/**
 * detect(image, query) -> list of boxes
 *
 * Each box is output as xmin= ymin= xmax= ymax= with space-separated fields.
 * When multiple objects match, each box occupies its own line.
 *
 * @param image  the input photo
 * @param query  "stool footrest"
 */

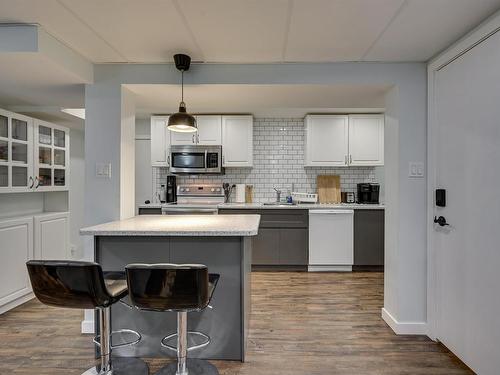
xmin=161 ymin=331 xmax=210 ymax=353
xmin=93 ymin=329 xmax=142 ymax=349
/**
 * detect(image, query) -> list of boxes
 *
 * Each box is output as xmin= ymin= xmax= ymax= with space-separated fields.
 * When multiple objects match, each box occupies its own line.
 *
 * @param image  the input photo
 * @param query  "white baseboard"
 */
xmin=0 ymin=293 xmax=34 ymax=315
xmin=308 ymin=265 xmax=352 ymax=272
xmin=381 ymin=308 xmax=427 ymax=335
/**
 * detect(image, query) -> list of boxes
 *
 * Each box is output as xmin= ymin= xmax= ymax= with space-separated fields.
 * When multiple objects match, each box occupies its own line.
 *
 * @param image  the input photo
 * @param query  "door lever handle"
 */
xmin=434 ymin=216 xmax=449 ymax=227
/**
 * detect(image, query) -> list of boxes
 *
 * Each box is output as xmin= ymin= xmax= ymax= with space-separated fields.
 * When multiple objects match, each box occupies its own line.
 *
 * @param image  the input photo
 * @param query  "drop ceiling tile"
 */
xmin=285 ymin=0 xmax=405 ymax=62
xmin=365 ymin=0 xmax=500 ymax=61
xmin=0 ymin=0 xmax=123 ymax=62
xmin=59 ymin=0 xmax=202 ymax=62
xmin=176 ymin=0 xmax=290 ymax=62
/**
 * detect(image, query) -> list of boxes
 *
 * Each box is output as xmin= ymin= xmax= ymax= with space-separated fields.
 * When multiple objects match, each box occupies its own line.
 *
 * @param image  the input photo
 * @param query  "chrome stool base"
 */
xmin=156 ymin=359 xmax=219 ymax=375
xmin=82 ymin=357 xmax=149 ymax=375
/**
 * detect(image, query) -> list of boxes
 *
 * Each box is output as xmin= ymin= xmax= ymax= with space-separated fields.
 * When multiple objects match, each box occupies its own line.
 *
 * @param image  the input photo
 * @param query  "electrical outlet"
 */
xmin=409 ymin=162 xmax=424 ymax=178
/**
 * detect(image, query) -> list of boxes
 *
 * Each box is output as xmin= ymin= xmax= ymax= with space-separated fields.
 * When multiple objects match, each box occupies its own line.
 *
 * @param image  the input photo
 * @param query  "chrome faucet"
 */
xmin=274 ymin=187 xmax=282 ymax=203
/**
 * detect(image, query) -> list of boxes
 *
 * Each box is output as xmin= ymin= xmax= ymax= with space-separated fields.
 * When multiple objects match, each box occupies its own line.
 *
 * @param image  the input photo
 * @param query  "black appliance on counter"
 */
xmin=166 ymin=175 xmax=177 ymax=203
xmin=357 ymin=183 xmax=380 ymax=204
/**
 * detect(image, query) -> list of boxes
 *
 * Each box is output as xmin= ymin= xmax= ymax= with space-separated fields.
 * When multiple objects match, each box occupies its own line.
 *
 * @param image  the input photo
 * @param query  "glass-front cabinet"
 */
xmin=33 ymin=120 xmax=69 ymax=191
xmin=0 ymin=109 xmax=33 ymax=192
xmin=0 ymin=108 xmax=70 ymax=193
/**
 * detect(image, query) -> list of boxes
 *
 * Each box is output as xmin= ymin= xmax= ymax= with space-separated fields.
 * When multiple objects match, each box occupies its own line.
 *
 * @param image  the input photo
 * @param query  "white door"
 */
xmin=348 ymin=114 xmax=384 ymax=166
xmin=222 ymin=115 xmax=253 ymax=167
xmin=196 ymin=115 xmax=222 ymax=145
xmin=0 ymin=216 xmax=34 ymax=308
xmin=34 ymin=212 xmax=69 ymax=260
xmin=135 ymin=138 xmax=153 ymax=212
xmin=150 ymin=116 xmax=170 ymax=166
xmin=431 ymin=30 xmax=500 ymax=375
xmin=305 ymin=115 xmax=348 ymax=166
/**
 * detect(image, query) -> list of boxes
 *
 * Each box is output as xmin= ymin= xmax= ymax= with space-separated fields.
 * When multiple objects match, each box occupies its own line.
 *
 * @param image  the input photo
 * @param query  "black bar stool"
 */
xmin=26 ymin=260 xmax=149 ymax=375
xmin=126 ymin=263 xmax=220 ymax=375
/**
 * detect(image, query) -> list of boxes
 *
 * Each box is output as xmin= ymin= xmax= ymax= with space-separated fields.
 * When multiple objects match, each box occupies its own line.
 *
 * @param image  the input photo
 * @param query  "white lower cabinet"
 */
xmin=0 ymin=216 xmax=34 ymax=313
xmin=34 ymin=212 xmax=69 ymax=260
xmin=0 ymin=211 xmax=69 ymax=314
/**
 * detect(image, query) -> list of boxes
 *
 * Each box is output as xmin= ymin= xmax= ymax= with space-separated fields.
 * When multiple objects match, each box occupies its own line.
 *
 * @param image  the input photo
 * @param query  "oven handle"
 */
xmin=162 ymin=208 xmax=219 ymax=214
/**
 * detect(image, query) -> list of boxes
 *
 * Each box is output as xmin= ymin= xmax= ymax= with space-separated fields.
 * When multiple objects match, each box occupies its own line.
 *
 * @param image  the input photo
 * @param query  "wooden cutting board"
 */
xmin=317 ymin=175 xmax=341 ymax=203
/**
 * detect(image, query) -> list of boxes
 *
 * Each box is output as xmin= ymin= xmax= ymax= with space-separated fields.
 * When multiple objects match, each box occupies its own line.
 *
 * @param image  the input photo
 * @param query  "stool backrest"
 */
xmin=126 ymin=264 xmax=210 ymax=311
xmin=26 ymin=260 xmax=110 ymax=309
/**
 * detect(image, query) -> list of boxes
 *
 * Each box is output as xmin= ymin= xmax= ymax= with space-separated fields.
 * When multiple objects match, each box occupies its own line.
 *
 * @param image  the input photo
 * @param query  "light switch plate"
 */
xmin=409 ymin=162 xmax=424 ymax=178
xmin=96 ymin=162 xmax=112 ymax=178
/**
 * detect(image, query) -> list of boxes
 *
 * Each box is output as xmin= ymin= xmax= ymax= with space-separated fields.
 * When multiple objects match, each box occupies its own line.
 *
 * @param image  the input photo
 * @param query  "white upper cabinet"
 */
xmin=196 ymin=115 xmax=222 ymax=145
xmin=170 ymin=115 xmax=222 ymax=146
xmin=33 ymin=120 xmax=70 ymax=191
xmin=348 ymin=115 xmax=384 ymax=166
xmin=170 ymin=127 xmax=195 ymax=145
xmin=0 ymin=110 xmax=34 ymax=193
xmin=305 ymin=115 xmax=349 ymax=167
xmin=0 ymin=108 xmax=69 ymax=193
xmin=221 ymin=115 xmax=253 ymax=167
xmin=304 ymin=114 xmax=384 ymax=167
xmin=150 ymin=116 xmax=171 ymax=167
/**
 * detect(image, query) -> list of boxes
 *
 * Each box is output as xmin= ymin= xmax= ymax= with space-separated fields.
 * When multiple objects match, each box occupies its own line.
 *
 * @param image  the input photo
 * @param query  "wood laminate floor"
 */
xmin=0 ymin=272 xmax=473 ymax=375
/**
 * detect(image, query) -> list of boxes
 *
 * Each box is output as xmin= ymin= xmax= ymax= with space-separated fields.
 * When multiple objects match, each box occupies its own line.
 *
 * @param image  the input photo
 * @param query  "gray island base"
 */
xmin=80 ymin=215 xmax=260 ymax=362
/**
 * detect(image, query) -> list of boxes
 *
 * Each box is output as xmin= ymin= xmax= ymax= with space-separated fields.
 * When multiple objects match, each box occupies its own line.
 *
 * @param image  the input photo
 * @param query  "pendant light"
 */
xmin=167 ymin=54 xmax=197 ymax=133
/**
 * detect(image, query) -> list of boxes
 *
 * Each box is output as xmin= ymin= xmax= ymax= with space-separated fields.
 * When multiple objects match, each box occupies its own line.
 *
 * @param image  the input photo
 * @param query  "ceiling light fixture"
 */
xmin=167 ymin=54 xmax=197 ymax=133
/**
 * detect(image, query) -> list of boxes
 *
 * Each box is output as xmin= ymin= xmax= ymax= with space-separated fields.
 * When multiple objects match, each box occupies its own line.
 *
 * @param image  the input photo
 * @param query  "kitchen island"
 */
xmin=80 ymin=214 xmax=260 ymax=362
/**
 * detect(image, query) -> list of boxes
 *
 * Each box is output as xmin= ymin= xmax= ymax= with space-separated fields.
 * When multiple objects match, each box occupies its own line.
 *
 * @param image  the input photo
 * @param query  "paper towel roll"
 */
xmin=235 ymin=184 xmax=246 ymax=203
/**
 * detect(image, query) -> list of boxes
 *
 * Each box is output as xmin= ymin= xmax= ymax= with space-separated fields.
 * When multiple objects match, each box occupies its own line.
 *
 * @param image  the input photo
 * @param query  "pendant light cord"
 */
xmin=181 ymin=70 xmax=184 ymax=103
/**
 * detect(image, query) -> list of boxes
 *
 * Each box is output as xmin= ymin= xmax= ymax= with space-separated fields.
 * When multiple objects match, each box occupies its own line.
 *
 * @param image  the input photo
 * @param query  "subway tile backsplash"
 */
xmin=153 ymin=118 xmax=382 ymax=203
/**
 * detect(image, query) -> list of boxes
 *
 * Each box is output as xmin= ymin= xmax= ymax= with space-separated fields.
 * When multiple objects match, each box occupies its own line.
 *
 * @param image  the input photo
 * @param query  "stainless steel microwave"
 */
xmin=169 ymin=145 xmax=223 ymax=174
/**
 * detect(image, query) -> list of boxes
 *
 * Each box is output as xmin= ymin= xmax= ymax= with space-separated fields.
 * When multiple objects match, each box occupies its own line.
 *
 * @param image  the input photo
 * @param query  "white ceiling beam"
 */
xmin=0 ymin=24 xmax=93 ymax=83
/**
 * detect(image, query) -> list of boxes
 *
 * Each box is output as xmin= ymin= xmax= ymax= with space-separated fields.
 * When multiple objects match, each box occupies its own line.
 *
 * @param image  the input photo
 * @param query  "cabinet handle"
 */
xmin=29 ymin=176 xmax=34 ymax=189
xmin=345 ymin=155 xmax=348 ymax=165
xmin=197 ymin=134 xmax=200 ymax=143
xmin=192 ymin=134 xmax=195 ymax=143
xmin=35 ymin=176 xmax=40 ymax=189
xmin=167 ymin=155 xmax=170 ymax=166
xmin=222 ymin=155 xmax=225 ymax=165
xmin=350 ymin=155 xmax=352 ymax=164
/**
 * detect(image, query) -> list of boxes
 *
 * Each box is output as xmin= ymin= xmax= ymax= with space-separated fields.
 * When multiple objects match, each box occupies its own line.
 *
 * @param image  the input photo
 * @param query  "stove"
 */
xmin=161 ymin=184 xmax=224 ymax=215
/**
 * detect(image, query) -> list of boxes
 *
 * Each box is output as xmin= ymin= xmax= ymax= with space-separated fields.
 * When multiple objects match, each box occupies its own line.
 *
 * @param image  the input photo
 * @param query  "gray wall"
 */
xmin=86 ymin=62 xmax=427 ymax=329
xmin=69 ymin=128 xmax=85 ymax=259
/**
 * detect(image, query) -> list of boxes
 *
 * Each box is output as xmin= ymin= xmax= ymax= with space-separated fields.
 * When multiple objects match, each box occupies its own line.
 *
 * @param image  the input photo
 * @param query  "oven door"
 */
xmin=162 ymin=207 xmax=218 ymax=215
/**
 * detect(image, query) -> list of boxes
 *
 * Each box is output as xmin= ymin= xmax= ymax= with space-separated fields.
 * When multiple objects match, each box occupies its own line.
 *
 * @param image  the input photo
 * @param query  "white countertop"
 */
xmin=80 ymin=214 xmax=261 ymax=236
xmin=218 ymin=203 xmax=385 ymax=210
xmin=138 ymin=202 xmax=385 ymax=210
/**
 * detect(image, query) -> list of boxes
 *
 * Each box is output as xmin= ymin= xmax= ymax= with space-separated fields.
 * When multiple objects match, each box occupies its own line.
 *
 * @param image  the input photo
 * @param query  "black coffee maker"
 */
xmin=357 ymin=183 xmax=380 ymax=204
xmin=166 ymin=175 xmax=177 ymax=203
